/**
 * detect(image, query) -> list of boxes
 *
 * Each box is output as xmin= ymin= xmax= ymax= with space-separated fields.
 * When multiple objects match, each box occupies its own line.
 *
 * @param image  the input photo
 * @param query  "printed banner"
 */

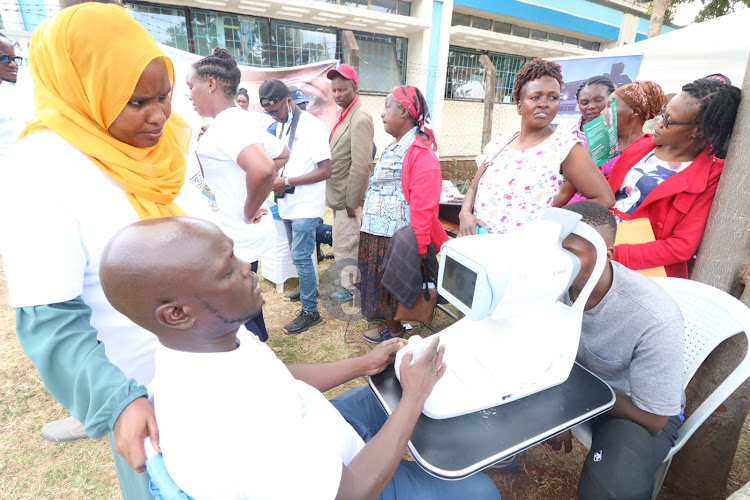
xmin=583 ymin=97 xmax=618 ymax=166
xmin=551 ymin=55 xmax=642 ymax=133
xmin=161 ymin=45 xmax=339 ymax=139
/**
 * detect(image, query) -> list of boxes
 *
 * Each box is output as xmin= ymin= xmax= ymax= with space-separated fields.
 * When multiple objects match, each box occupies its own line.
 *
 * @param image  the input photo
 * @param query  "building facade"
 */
xmin=1 ymin=0 xmax=677 ymax=157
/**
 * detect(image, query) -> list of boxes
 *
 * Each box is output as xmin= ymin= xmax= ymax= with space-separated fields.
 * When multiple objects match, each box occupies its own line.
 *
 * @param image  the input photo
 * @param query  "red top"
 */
xmin=401 ymin=136 xmax=449 ymax=254
xmin=329 ymin=95 xmax=359 ymax=142
xmin=608 ymin=135 xmax=723 ymax=278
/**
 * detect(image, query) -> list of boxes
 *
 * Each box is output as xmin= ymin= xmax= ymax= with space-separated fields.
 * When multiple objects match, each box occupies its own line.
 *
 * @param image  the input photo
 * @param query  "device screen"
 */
xmin=443 ymin=256 xmax=477 ymax=308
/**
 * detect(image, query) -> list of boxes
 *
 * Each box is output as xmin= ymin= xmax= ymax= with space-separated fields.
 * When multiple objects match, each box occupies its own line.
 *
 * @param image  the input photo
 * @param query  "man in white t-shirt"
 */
xmin=259 ymin=79 xmax=332 ymax=335
xmin=99 ymin=216 xmax=501 ymax=500
xmin=0 ymin=32 xmax=22 ymax=163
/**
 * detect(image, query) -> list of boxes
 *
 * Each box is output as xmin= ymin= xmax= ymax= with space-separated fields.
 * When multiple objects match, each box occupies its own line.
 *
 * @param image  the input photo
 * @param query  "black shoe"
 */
xmin=317 ymin=244 xmax=325 ymax=263
xmin=284 ymin=290 xmax=319 ymax=302
xmin=363 ymin=326 xmax=405 ymax=344
xmin=283 ymin=310 xmax=322 ymax=334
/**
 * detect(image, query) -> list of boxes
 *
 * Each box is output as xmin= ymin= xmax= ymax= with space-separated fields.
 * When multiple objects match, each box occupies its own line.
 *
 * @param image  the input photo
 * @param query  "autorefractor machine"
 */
xmin=394 ymin=208 xmax=607 ymax=419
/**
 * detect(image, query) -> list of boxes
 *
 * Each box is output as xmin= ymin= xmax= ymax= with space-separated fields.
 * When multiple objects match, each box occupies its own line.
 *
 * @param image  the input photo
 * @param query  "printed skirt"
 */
xmin=358 ymin=232 xmax=399 ymax=321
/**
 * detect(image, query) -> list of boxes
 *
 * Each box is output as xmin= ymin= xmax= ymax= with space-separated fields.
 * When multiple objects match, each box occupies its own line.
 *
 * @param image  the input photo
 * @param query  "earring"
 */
xmin=209 ymin=89 xmax=213 ymax=94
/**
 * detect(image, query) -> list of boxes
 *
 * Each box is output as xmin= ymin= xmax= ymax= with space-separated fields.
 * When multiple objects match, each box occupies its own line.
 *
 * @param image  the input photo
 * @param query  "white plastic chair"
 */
xmin=571 ymin=276 xmax=750 ymax=499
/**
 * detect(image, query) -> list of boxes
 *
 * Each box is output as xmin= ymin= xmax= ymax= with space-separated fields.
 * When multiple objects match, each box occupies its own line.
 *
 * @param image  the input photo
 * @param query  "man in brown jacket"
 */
xmin=327 ymin=64 xmax=374 ymax=301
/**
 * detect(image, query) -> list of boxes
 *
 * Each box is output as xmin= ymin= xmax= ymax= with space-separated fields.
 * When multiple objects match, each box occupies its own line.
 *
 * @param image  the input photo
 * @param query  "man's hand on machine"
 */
xmin=399 ymin=337 xmax=446 ymax=404
xmin=361 ymin=337 xmax=407 ymax=376
xmin=546 ymin=429 xmax=573 ymax=453
xmin=113 ymin=396 xmax=160 ymax=472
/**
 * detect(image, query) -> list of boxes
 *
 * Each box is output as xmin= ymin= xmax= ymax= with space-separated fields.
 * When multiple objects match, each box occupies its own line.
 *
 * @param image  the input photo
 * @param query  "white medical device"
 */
xmin=394 ymin=208 xmax=607 ymax=419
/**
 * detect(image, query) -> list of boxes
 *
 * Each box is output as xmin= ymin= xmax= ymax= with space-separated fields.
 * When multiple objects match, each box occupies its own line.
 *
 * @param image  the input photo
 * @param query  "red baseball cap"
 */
xmin=327 ymin=63 xmax=359 ymax=85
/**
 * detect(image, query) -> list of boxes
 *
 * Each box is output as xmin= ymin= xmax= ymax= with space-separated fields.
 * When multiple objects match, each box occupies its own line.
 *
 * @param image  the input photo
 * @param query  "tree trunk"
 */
xmin=663 ymin=54 xmax=750 ymax=498
xmin=648 ymin=0 xmax=668 ymax=38
xmin=478 ymin=55 xmax=497 ymax=151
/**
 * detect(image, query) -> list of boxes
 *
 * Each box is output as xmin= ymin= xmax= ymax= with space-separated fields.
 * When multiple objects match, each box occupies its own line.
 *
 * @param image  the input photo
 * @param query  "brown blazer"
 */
xmin=326 ymin=98 xmax=374 ymax=210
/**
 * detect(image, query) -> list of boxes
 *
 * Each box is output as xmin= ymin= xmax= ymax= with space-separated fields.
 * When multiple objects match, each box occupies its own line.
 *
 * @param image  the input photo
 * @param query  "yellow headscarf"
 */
xmin=20 ymin=3 xmax=191 ymax=219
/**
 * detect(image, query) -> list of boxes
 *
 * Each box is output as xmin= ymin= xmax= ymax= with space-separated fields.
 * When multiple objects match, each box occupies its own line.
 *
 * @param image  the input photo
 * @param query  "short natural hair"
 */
xmin=563 ymin=201 xmax=617 ymax=247
xmin=512 ymin=58 xmax=563 ymax=103
xmin=193 ymin=47 xmax=242 ymax=99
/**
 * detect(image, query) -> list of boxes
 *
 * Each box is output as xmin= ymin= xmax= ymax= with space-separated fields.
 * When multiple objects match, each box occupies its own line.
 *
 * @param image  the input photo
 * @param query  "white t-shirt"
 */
xmin=154 ymin=328 xmax=365 ymax=500
xmin=272 ymin=110 xmax=331 ymax=220
xmin=0 ymin=130 xmax=214 ymax=385
xmin=0 ymin=81 xmax=33 ymax=163
xmin=196 ymin=106 xmax=285 ymax=263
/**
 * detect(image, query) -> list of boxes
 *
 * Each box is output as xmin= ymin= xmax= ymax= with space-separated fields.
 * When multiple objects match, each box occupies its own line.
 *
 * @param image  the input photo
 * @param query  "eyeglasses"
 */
xmin=660 ymin=104 xmax=693 ymax=129
xmin=263 ymin=104 xmax=284 ymax=117
xmin=0 ymin=55 xmax=22 ymax=66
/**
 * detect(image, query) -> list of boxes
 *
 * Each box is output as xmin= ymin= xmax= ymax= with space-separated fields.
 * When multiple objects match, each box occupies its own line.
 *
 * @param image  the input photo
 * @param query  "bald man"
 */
xmin=99 ymin=217 xmax=500 ymax=500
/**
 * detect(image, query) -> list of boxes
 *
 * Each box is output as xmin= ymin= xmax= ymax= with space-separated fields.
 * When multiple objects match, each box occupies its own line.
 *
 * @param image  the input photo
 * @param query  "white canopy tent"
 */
xmin=601 ymin=9 xmax=750 ymax=93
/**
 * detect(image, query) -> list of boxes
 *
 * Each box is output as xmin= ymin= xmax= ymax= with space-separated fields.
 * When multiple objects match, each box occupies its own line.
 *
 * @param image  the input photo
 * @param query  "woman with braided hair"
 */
xmin=188 ymin=47 xmax=290 ymax=341
xmin=609 ymin=78 xmax=741 ymax=278
xmin=359 ymin=85 xmax=448 ymax=343
xmin=458 ymin=58 xmax=613 ymax=237
xmin=568 ymin=75 xmax=617 ymax=149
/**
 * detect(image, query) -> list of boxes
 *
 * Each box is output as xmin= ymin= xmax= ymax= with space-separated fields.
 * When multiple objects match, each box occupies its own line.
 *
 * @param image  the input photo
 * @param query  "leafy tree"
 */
xmin=637 ymin=0 xmax=750 ymax=23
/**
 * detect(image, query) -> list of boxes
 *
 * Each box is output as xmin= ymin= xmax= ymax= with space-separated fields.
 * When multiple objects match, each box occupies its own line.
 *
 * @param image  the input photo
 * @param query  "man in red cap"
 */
xmin=326 ymin=63 xmax=374 ymax=301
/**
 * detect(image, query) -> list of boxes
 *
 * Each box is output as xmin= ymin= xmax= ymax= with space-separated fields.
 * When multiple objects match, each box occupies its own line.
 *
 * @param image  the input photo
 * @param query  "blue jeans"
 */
xmin=243 ymin=261 xmax=268 ymax=342
xmin=315 ymin=217 xmax=333 ymax=246
xmin=330 ymin=387 xmax=501 ymax=500
xmin=283 ymin=217 xmax=319 ymax=312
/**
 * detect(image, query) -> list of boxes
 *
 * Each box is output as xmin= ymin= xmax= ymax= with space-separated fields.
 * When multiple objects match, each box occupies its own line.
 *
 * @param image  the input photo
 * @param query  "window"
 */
xmin=270 ymin=21 xmax=337 ymax=67
xmin=548 ymin=33 xmax=564 ymax=44
xmin=125 ymin=3 xmax=189 ymax=52
xmin=355 ymin=32 xmax=407 ymax=93
xmin=564 ymin=36 xmax=580 ymax=47
xmin=512 ymin=26 xmax=530 ymax=38
xmin=445 ymin=48 xmax=485 ymax=100
xmin=490 ymin=52 xmax=526 ymax=103
xmin=341 ymin=0 xmax=368 ymax=8
xmin=493 ymin=21 xmax=512 ymax=35
xmin=530 ymin=29 xmax=547 ymax=41
xmin=472 ymin=17 xmax=492 ymax=31
xmin=592 ymin=41 xmax=601 ymax=51
xmin=579 ymin=39 xmax=594 ymax=50
xmin=371 ymin=0 xmax=397 ymax=14
xmin=190 ymin=10 xmax=273 ymax=67
xmin=452 ymin=12 xmax=471 ymax=27
xmin=445 ymin=48 xmax=526 ymax=102
xmin=315 ymin=0 xmax=410 ymax=15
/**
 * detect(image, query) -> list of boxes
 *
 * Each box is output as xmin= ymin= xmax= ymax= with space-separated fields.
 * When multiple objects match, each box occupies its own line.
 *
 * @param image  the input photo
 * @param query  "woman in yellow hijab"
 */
xmin=0 ymin=4 xmax=208 ymax=498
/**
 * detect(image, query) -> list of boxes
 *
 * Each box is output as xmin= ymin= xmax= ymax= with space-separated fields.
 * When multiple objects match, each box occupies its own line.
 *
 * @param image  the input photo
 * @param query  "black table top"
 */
xmin=369 ymin=362 xmax=615 ymax=479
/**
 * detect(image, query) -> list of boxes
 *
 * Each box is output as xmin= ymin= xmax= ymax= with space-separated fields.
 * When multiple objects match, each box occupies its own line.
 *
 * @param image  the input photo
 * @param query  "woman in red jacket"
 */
xmin=358 ymin=85 xmax=447 ymax=343
xmin=608 ymin=79 xmax=740 ymax=278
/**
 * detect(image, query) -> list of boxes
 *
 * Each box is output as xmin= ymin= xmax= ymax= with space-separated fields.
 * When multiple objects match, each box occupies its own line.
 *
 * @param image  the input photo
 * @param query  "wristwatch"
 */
xmin=284 ymin=178 xmax=292 ymax=191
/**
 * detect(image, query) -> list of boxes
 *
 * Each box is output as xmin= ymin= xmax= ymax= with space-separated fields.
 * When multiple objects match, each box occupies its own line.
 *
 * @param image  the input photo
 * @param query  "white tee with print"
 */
xmin=272 ymin=110 xmax=331 ymax=220
xmin=196 ymin=106 xmax=285 ymax=263
xmin=0 ymin=130 xmax=214 ymax=385
xmin=614 ymin=151 xmax=691 ymax=216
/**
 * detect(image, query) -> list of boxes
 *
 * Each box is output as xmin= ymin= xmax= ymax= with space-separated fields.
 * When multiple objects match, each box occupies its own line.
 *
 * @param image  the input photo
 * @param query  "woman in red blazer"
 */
xmin=608 ymin=79 xmax=740 ymax=278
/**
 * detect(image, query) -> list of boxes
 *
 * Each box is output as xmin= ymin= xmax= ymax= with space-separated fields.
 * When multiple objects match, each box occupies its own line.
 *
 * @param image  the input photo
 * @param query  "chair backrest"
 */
xmin=652 ymin=277 xmax=750 ymax=458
